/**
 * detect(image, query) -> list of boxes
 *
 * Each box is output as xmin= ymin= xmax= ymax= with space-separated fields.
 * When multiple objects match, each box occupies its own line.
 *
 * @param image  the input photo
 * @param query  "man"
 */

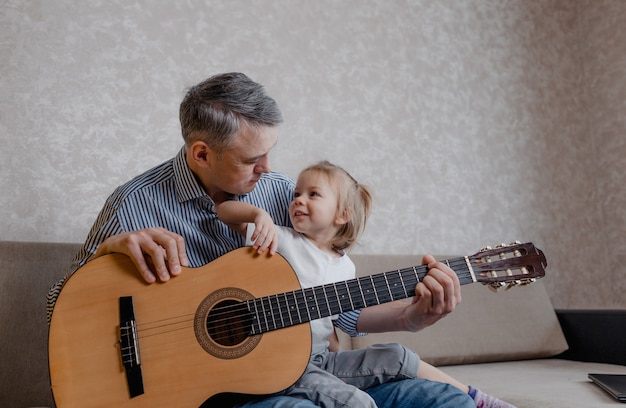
xmin=48 ymin=72 xmax=472 ymax=408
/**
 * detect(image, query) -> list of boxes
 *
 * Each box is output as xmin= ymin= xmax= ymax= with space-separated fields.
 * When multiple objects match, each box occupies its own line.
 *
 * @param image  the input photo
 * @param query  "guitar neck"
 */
xmin=247 ymin=256 xmax=474 ymax=335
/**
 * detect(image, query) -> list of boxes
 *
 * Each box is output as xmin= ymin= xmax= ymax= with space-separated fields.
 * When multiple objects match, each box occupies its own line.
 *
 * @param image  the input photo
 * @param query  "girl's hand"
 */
xmin=250 ymin=210 xmax=278 ymax=255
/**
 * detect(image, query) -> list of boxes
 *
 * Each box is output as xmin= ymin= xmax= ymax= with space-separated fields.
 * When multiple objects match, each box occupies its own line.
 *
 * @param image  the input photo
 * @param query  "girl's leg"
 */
xmin=418 ymin=360 xmax=469 ymax=392
xmin=324 ymin=343 xmax=474 ymax=408
xmin=235 ymin=395 xmax=319 ymax=408
xmin=325 ymin=343 xmax=419 ymax=389
xmin=418 ymin=361 xmax=517 ymax=408
xmin=366 ymin=378 xmax=475 ymax=408
xmin=284 ymin=363 xmax=377 ymax=407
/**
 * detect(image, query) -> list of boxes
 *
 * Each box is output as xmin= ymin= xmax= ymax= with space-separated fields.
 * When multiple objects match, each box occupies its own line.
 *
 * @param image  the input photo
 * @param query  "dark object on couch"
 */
xmin=556 ymin=309 xmax=626 ymax=366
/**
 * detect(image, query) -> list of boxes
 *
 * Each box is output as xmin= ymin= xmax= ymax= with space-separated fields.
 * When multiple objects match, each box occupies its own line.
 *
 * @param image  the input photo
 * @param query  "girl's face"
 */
xmin=289 ymin=171 xmax=345 ymax=244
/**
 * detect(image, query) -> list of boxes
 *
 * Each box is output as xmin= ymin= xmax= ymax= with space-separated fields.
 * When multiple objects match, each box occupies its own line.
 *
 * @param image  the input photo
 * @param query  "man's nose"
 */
xmin=255 ymin=156 xmax=271 ymax=173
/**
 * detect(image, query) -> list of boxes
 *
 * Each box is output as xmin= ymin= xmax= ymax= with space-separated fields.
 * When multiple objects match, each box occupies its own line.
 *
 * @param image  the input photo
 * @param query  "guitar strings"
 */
xmin=132 ymin=253 xmax=535 ymax=345
xmin=137 ymin=260 xmax=475 ymax=338
xmin=136 ymin=261 xmax=473 ymax=333
xmin=132 ymin=259 xmax=475 ymax=345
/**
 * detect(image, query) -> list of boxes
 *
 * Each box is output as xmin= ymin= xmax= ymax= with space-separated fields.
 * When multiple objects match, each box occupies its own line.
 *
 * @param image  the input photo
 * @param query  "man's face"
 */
xmin=209 ymin=125 xmax=278 ymax=197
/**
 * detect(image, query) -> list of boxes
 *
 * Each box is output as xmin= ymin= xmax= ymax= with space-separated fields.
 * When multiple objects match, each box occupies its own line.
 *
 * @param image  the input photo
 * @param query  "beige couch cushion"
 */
xmin=442 ymin=359 xmax=626 ymax=407
xmin=347 ymin=254 xmax=568 ymax=366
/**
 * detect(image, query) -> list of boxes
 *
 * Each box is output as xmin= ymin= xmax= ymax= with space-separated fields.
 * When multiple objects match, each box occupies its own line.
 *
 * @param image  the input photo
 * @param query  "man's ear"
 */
xmin=188 ymin=141 xmax=215 ymax=168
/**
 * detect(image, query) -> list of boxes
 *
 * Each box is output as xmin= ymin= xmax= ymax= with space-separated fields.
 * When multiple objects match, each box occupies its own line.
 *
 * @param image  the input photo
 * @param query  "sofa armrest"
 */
xmin=555 ymin=309 xmax=626 ymax=366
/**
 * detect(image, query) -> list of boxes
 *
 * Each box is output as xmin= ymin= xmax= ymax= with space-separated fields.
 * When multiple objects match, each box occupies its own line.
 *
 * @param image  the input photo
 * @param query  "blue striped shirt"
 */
xmin=47 ymin=148 xmax=362 ymax=335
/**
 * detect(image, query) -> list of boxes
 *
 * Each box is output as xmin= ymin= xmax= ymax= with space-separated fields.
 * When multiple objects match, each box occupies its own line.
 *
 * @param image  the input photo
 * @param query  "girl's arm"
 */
xmin=216 ymin=201 xmax=279 ymax=255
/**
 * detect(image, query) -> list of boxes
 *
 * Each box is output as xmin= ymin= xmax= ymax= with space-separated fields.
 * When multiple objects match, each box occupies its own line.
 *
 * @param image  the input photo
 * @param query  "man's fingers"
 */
xmin=126 ymin=240 xmax=159 ymax=283
xmin=129 ymin=228 xmax=187 ymax=282
xmin=155 ymin=229 xmax=187 ymax=277
xmin=421 ymin=254 xmax=436 ymax=266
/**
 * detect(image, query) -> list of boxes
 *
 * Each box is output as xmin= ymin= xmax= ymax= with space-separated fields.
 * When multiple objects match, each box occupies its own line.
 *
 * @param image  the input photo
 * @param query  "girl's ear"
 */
xmin=335 ymin=208 xmax=351 ymax=226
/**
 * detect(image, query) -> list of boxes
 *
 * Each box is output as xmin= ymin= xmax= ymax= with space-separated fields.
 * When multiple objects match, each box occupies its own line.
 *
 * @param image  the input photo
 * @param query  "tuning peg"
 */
xmin=505 ymin=280 xmax=521 ymax=290
xmin=488 ymin=281 xmax=507 ymax=292
xmin=519 ymin=278 xmax=537 ymax=286
xmin=479 ymin=246 xmax=493 ymax=252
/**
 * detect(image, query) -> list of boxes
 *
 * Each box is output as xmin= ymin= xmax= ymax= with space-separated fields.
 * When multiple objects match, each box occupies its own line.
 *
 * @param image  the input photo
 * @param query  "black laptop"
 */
xmin=589 ymin=373 xmax=626 ymax=402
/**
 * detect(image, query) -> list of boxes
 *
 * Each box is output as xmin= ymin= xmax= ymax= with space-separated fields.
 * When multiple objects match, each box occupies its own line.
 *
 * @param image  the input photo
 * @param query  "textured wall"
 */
xmin=1 ymin=0 xmax=624 ymax=309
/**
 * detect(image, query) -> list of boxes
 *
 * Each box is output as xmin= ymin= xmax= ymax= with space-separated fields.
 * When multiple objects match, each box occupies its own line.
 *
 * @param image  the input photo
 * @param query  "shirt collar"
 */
xmin=173 ymin=147 xmax=208 ymax=203
xmin=172 ymin=147 xmax=253 ymax=204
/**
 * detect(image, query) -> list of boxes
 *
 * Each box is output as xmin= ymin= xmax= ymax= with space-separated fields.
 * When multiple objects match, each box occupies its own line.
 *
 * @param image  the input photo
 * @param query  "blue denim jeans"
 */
xmin=367 ymin=378 xmax=475 ymax=408
xmin=235 ymin=378 xmax=474 ymax=408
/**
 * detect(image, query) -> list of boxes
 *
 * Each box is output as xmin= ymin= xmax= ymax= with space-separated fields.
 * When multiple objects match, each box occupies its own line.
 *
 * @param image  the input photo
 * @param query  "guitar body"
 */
xmin=48 ymin=247 xmax=311 ymax=408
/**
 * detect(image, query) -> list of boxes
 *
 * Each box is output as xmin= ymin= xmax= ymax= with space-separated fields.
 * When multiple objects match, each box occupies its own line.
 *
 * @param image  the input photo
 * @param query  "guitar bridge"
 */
xmin=119 ymin=296 xmax=145 ymax=398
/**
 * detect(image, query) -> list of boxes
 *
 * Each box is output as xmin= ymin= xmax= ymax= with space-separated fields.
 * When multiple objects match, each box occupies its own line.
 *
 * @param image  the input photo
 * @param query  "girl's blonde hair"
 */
xmin=299 ymin=161 xmax=372 ymax=251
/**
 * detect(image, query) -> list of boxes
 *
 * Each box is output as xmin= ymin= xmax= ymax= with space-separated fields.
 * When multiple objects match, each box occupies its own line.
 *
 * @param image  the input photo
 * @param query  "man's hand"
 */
xmin=356 ymin=254 xmax=462 ymax=333
xmin=404 ymin=254 xmax=462 ymax=332
xmin=93 ymin=228 xmax=189 ymax=283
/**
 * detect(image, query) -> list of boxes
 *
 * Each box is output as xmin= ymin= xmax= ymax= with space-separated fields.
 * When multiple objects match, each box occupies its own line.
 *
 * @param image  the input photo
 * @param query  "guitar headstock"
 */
xmin=468 ymin=242 xmax=546 ymax=291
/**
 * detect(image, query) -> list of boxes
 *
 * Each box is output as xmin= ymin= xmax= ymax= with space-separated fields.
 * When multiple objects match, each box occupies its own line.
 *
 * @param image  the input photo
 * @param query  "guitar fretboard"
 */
xmin=247 ymin=256 xmax=474 ymax=335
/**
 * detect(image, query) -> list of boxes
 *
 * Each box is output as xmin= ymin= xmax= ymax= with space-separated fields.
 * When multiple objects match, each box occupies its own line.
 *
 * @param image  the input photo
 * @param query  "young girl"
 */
xmin=217 ymin=161 xmax=515 ymax=408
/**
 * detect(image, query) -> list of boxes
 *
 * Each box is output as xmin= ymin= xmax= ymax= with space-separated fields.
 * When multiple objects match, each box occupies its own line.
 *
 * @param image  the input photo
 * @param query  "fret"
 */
xmin=250 ymin=298 xmax=265 ymax=334
xmin=313 ymin=286 xmax=331 ymax=317
xmin=343 ymin=279 xmax=362 ymax=310
xmin=245 ymin=299 xmax=256 ymax=334
xmin=294 ymin=289 xmax=308 ymax=323
xmin=398 ymin=270 xmax=410 ymax=298
xmin=386 ymin=271 xmax=407 ymax=300
xmin=303 ymin=288 xmax=320 ymax=321
xmin=402 ymin=267 xmax=420 ymax=294
xmin=324 ymin=284 xmax=342 ymax=315
xmin=278 ymin=293 xmax=292 ymax=327
xmin=260 ymin=297 xmax=276 ymax=332
xmin=355 ymin=277 xmax=373 ymax=308
xmin=271 ymin=294 xmax=285 ymax=329
xmin=285 ymin=291 xmax=300 ymax=325
xmin=382 ymin=273 xmax=393 ymax=300
xmin=335 ymin=281 xmax=352 ymax=313
xmin=269 ymin=296 xmax=279 ymax=331
xmin=371 ymin=274 xmax=392 ymax=305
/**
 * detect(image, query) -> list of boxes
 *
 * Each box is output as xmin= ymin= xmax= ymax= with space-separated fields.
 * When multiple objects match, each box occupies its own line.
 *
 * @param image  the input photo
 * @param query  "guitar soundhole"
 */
xmin=194 ymin=287 xmax=261 ymax=359
xmin=206 ymin=299 xmax=250 ymax=346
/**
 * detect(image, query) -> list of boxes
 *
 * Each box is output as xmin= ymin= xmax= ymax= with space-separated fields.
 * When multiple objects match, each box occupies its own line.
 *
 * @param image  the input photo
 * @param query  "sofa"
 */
xmin=1 ymin=240 xmax=625 ymax=408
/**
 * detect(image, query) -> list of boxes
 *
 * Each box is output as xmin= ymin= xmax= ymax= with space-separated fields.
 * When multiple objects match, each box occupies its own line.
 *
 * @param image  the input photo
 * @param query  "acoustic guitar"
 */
xmin=48 ymin=242 xmax=546 ymax=407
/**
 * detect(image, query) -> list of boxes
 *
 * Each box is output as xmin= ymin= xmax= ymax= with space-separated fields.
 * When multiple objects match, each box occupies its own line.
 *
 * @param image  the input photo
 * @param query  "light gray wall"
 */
xmin=2 ymin=0 xmax=624 ymax=309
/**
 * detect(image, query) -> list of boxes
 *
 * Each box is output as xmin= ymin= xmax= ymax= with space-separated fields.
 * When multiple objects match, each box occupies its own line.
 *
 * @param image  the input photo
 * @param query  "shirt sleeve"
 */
xmin=333 ymin=310 xmax=367 ymax=337
xmin=46 ymin=279 xmax=65 ymax=324
xmin=46 ymin=197 xmax=126 ymax=324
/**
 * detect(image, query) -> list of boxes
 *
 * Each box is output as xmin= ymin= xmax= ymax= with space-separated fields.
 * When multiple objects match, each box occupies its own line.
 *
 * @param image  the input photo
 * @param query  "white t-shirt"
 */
xmin=247 ymin=224 xmax=355 ymax=356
